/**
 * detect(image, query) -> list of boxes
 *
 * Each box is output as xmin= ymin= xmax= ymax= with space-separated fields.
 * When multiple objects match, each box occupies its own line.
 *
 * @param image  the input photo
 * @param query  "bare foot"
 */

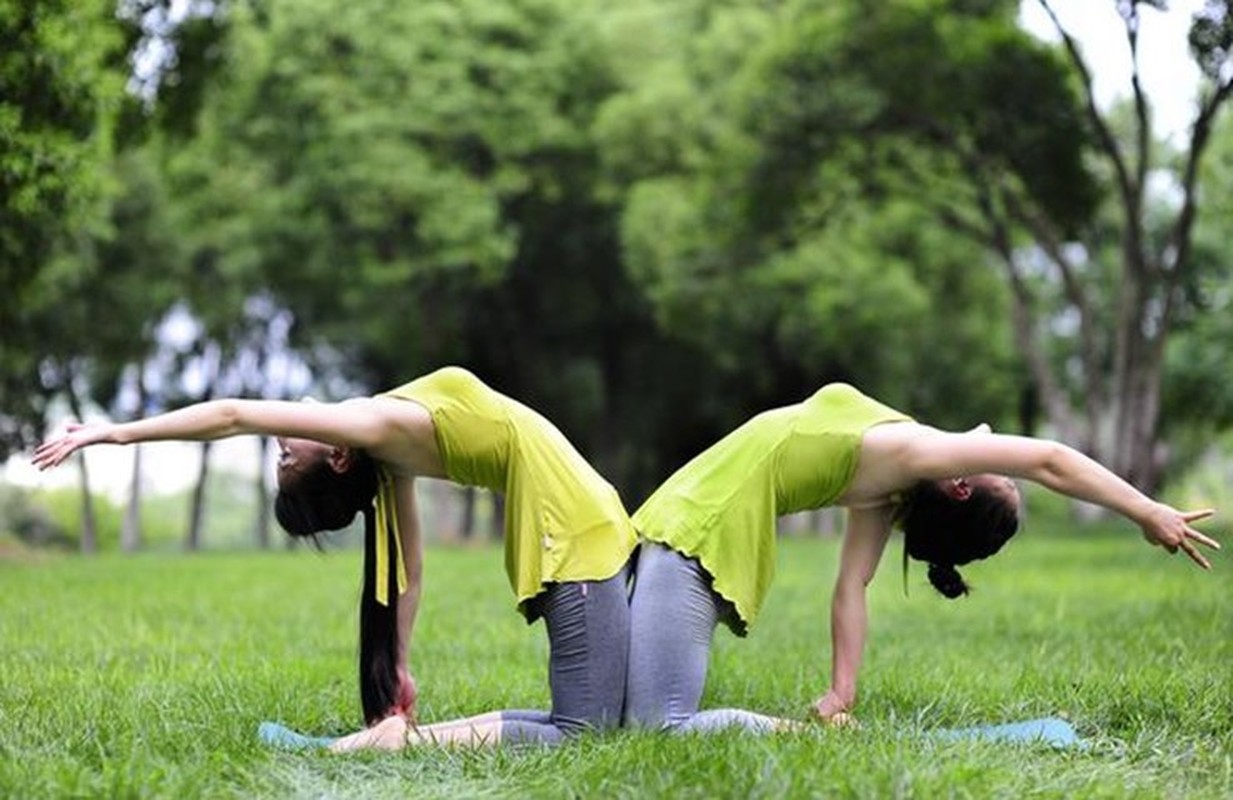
xmin=329 ymin=715 xmax=409 ymax=753
xmin=825 ymin=712 xmax=859 ymax=729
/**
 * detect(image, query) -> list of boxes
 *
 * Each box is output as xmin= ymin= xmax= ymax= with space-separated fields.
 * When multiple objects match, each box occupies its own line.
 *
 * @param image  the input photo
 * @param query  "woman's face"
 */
xmin=938 ymin=474 xmax=1022 ymax=512
xmin=276 ymin=437 xmax=333 ymax=489
xmin=969 ymin=474 xmax=1021 ymax=510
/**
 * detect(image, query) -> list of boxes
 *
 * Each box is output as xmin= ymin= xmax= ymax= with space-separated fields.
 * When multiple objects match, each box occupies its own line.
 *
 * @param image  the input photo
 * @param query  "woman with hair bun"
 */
xmin=34 ymin=366 xmax=637 ymax=749
xmin=624 ymin=383 xmax=1220 ymax=732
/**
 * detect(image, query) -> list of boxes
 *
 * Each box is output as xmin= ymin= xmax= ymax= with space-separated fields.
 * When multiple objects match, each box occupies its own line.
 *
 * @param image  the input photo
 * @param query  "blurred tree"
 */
xmin=1162 ymin=111 xmax=1233 ymax=465
xmin=0 ymin=0 xmax=220 ymax=550
xmin=161 ymin=0 xmax=708 ymax=498
xmin=596 ymin=0 xmax=1023 ymax=457
xmin=0 ymin=0 xmax=130 ymax=459
xmin=740 ymin=0 xmax=1233 ymax=490
xmin=8 ymin=147 xmax=183 ymax=553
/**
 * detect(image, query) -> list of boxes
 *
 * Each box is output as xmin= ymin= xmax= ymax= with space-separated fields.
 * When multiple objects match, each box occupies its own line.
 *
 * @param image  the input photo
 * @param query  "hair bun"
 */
xmin=927 ymin=563 xmax=969 ymax=599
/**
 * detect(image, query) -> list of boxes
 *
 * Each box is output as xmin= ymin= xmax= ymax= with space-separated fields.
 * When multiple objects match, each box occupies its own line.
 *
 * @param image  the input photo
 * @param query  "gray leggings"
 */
xmin=623 ymin=542 xmax=782 ymax=733
xmin=497 ymin=562 xmax=631 ymax=744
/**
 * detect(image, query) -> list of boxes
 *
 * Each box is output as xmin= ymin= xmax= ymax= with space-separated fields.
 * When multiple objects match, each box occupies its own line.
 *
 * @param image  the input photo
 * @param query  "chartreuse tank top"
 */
xmin=632 ymin=384 xmax=912 ymax=634
xmin=385 ymin=367 xmax=637 ymax=614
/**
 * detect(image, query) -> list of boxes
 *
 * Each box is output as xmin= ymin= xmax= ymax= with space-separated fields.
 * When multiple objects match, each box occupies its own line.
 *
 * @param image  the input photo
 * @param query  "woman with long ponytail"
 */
xmin=622 ymin=384 xmax=1220 ymax=734
xmin=36 ymin=366 xmax=638 ymax=747
xmin=357 ymin=501 xmax=405 ymax=724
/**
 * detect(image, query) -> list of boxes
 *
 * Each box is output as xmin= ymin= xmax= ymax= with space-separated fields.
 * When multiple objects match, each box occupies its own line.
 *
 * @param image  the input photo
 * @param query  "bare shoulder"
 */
xmin=838 ymin=421 xmax=933 ymax=505
xmin=359 ymin=395 xmax=434 ymax=425
xmin=364 ymin=396 xmax=446 ymax=478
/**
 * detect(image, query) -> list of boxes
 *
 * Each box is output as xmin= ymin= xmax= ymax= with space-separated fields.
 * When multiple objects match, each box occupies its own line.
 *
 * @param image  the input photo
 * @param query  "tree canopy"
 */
xmin=4 ymin=0 xmax=1232 ymax=526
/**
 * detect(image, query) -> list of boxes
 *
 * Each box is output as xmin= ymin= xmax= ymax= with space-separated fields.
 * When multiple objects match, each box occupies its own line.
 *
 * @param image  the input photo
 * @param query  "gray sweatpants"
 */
xmin=623 ymin=542 xmax=783 ymax=733
xmin=497 ymin=562 xmax=631 ymax=744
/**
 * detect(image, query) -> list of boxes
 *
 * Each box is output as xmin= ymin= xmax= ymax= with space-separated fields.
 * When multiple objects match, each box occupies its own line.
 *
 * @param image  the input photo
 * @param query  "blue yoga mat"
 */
xmin=258 ymin=715 xmax=1084 ymax=751
xmin=258 ymin=721 xmax=337 ymax=750
xmin=930 ymin=716 xmax=1084 ymax=748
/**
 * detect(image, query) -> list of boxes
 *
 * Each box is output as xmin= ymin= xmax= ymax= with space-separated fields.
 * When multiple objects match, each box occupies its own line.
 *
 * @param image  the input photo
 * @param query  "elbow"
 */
xmin=215 ymin=399 xmax=244 ymax=438
xmin=832 ymin=575 xmax=868 ymax=606
xmin=1035 ymin=441 xmax=1072 ymax=487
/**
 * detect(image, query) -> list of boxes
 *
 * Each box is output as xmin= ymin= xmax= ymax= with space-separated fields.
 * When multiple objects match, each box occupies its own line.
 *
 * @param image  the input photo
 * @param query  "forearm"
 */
xmin=394 ymin=480 xmax=425 ymax=668
xmin=396 ymin=571 xmax=422 ymax=668
xmin=828 ymin=581 xmax=867 ymax=706
xmin=393 ymin=515 xmax=423 ymax=719
xmin=109 ymin=400 xmax=248 ymax=445
xmin=1034 ymin=444 xmax=1158 ymax=525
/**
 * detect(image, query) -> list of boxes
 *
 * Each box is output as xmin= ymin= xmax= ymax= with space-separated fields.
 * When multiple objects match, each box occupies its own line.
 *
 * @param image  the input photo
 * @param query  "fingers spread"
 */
xmin=1181 ymin=540 xmax=1211 ymax=570
xmin=1182 ymin=508 xmax=1216 ymax=523
xmin=1186 ymin=528 xmax=1221 ymax=550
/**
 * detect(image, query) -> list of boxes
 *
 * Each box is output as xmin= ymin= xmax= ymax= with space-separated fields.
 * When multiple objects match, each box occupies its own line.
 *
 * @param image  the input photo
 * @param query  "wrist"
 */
xmin=1129 ymin=497 xmax=1164 ymax=526
xmin=104 ymin=422 xmax=124 ymax=445
xmin=830 ymin=683 xmax=856 ymax=707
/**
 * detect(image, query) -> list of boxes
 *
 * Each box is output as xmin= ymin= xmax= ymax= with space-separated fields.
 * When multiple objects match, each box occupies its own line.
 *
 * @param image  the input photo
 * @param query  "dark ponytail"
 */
xmin=274 ymin=452 xmax=399 ymax=722
xmin=358 ymin=503 xmax=402 ymax=724
xmin=899 ymin=479 xmax=1019 ymax=600
xmin=926 ymin=562 xmax=969 ymax=599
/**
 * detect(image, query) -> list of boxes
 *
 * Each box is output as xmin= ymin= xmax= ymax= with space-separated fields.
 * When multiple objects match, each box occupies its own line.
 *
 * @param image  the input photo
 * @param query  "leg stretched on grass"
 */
xmin=332 ymin=566 xmax=630 ymax=751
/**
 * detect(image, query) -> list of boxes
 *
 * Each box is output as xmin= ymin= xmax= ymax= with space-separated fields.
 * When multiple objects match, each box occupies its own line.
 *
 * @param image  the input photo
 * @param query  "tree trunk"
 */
xmin=122 ymin=444 xmax=143 ymax=553
xmin=64 ymin=384 xmax=97 ymax=554
xmin=489 ymin=493 xmax=505 ymax=541
xmin=255 ymin=436 xmax=271 ymax=549
xmin=185 ymin=343 xmax=222 ymax=551
xmin=76 ymin=456 xmax=98 ymax=555
xmin=1100 ymin=242 xmax=1166 ymax=494
xmin=186 ymin=440 xmax=212 ymax=551
xmin=459 ymin=486 xmax=476 ymax=540
xmin=1111 ymin=327 xmax=1166 ymax=493
xmin=121 ymin=371 xmax=148 ymax=553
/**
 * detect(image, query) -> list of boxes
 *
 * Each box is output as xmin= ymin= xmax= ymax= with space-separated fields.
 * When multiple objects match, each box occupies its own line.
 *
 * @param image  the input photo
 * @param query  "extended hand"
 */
xmin=1141 ymin=504 xmax=1220 ymax=569
xmin=32 ymin=422 xmax=112 ymax=470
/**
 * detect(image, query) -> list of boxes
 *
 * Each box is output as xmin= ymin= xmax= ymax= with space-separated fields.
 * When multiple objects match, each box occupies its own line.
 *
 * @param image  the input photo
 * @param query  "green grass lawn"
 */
xmin=1 ymin=523 xmax=1229 ymax=799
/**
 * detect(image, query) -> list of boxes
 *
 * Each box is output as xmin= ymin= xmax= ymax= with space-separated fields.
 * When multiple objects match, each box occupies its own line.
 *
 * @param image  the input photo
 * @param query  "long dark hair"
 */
xmin=275 ymin=451 xmax=401 ymax=724
xmin=898 ymin=479 xmax=1020 ymax=599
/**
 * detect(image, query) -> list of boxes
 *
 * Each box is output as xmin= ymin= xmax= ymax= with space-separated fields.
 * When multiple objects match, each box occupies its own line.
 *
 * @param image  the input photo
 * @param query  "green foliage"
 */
xmin=1188 ymin=1 xmax=1233 ymax=81
xmin=1163 ymin=434 xmax=1233 ymax=539
xmin=0 ymin=0 xmax=135 ymax=456
xmin=1163 ymin=112 xmax=1233 ymax=449
xmin=4 ymin=465 xmax=271 ymax=553
xmin=31 ymin=485 xmax=124 ymax=551
xmin=0 ymin=533 xmax=1229 ymax=797
xmin=5 ymin=0 xmax=1231 ymax=506
xmin=179 ymin=0 xmax=612 ymax=351
xmin=150 ymin=0 xmax=721 ymax=496
xmin=0 ymin=0 xmax=127 ymax=304
xmin=742 ymin=0 xmax=1098 ymax=235
xmin=600 ymin=0 xmax=1025 ymax=430
xmin=0 ymin=483 xmax=69 ymax=547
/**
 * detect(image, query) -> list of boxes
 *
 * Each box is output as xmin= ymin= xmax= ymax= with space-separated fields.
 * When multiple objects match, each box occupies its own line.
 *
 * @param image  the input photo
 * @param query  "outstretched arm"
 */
xmin=32 ymin=398 xmax=391 ymax=470
xmin=813 ymin=504 xmax=894 ymax=723
xmin=900 ymin=432 xmax=1220 ymax=568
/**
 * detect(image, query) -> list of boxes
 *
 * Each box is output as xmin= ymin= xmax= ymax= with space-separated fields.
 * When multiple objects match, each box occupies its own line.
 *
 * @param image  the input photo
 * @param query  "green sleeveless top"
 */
xmin=385 ymin=367 xmax=637 ymax=615
xmin=632 ymin=383 xmax=912 ymax=634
